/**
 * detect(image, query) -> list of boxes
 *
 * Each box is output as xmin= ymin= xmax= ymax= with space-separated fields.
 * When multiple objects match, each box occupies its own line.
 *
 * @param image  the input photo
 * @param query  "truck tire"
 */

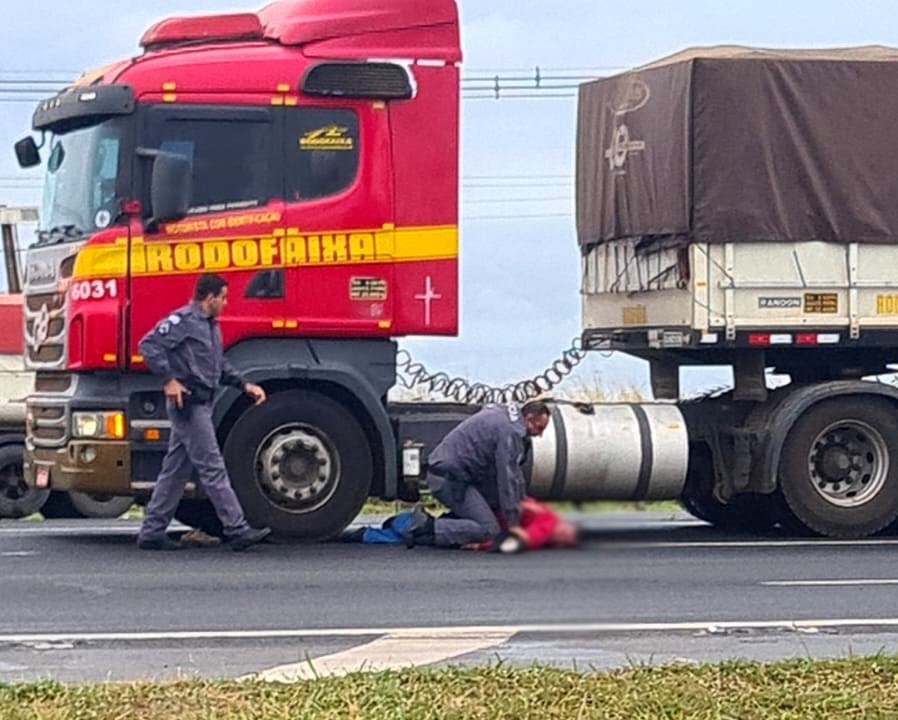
xmin=42 ymin=491 xmax=134 ymax=519
xmin=778 ymin=398 xmax=898 ymax=538
xmin=680 ymin=492 xmax=776 ymax=533
xmin=680 ymin=448 xmax=777 ymax=533
xmin=68 ymin=492 xmax=134 ymax=519
xmin=40 ymin=491 xmax=79 ymax=519
xmin=174 ymin=499 xmax=223 ymax=538
xmin=223 ymin=389 xmax=372 ymax=540
xmin=0 ymin=444 xmax=49 ymax=518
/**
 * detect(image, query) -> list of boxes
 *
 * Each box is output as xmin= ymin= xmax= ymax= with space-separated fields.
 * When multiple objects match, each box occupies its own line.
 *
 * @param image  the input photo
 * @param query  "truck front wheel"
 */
xmin=778 ymin=398 xmax=898 ymax=538
xmin=0 ymin=444 xmax=49 ymax=518
xmin=41 ymin=491 xmax=134 ymax=519
xmin=223 ymin=389 xmax=373 ymax=540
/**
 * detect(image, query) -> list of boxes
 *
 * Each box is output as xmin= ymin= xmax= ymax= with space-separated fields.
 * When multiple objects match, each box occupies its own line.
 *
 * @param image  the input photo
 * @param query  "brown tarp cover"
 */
xmin=576 ymin=45 xmax=898 ymax=249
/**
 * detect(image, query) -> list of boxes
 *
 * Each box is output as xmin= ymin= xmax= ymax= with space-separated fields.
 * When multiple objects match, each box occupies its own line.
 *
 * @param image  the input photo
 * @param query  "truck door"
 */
xmin=281 ymin=104 xmax=394 ymax=335
xmin=129 ymin=105 xmax=285 ymax=364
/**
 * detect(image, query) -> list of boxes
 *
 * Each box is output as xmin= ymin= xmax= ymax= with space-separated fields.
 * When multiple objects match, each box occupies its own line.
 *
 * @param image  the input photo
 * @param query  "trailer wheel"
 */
xmin=778 ymin=398 xmax=898 ymax=538
xmin=0 ymin=444 xmax=49 ymax=518
xmin=681 ymin=450 xmax=777 ymax=533
xmin=223 ymin=389 xmax=372 ymax=540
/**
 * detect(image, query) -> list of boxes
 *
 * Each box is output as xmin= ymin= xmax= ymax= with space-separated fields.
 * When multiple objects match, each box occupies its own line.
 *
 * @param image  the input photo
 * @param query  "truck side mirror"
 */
xmin=14 ymin=137 xmax=41 ymax=168
xmin=150 ymin=151 xmax=192 ymax=225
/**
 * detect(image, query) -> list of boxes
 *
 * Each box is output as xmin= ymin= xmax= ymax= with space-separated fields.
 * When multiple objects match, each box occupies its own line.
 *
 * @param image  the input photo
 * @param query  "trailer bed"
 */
xmin=582 ymin=240 xmax=898 ymax=352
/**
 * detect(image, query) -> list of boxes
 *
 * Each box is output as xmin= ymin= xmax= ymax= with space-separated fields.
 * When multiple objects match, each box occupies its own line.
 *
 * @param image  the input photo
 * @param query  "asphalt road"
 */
xmin=3 ymin=513 xmax=898 ymax=682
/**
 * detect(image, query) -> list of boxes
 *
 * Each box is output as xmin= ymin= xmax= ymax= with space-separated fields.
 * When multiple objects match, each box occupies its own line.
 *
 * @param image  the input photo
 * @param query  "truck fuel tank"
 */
xmin=529 ymin=402 xmax=689 ymax=502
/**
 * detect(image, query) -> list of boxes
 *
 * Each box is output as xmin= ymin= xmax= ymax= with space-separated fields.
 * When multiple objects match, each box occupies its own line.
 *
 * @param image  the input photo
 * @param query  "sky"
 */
xmin=2 ymin=0 xmax=896 ymax=399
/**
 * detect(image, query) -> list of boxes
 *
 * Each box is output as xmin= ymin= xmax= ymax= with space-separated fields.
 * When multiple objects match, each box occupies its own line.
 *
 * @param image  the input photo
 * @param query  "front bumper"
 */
xmin=24 ymin=371 xmax=171 ymax=497
xmin=25 ymin=441 xmax=132 ymax=494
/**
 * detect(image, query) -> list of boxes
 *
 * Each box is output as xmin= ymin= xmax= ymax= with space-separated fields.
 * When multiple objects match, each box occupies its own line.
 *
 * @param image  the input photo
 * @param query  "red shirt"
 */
xmin=470 ymin=497 xmax=559 ymax=551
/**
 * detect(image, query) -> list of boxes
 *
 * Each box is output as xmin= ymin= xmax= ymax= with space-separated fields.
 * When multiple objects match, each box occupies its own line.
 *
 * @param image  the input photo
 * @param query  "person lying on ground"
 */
xmin=463 ymin=496 xmax=581 ymax=553
xmin=340 ymin=497 xmax=580 ymax=553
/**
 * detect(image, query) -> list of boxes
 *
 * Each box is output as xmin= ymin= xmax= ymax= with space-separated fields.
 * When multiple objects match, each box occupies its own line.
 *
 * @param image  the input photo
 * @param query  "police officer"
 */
xmin=136 ymin=274 xmax=271 ymax=551
xmin=404 ymin=400 xmax=551 ymax=548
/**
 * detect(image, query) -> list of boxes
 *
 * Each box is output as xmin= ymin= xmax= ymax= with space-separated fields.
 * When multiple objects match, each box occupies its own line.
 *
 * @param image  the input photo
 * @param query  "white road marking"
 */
xmin=763 ymin=579 xmax=898 ymax=587
xmin=0 ymin=526 xmax=138 ymax=536
xmin=252 ymin=630 xmax=514 ymax=681
xmin=4 ymin=618 xmax=898 ymax=646
xmin=0 ymin=551 xmax=37 ymax=557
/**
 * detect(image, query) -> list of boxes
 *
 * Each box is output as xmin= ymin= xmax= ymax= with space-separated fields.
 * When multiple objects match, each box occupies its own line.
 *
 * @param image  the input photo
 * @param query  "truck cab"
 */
xmin=16 ymin=0 xmax=462 ymax=538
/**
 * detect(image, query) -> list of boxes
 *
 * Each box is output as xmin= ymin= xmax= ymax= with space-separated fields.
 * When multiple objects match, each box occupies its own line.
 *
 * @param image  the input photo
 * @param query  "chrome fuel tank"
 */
xmin=529 ymin=403 xmax=689 ymax=501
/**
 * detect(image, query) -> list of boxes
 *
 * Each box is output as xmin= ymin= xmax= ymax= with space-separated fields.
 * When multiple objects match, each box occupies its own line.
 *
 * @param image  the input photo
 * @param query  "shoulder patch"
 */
xmin=157 ymin=321 xmax=171 ymax=336
xmin=506 ymin=404 xmax=521 ymax=423
xmin=167 ymin=314 xmax=182 ymax=325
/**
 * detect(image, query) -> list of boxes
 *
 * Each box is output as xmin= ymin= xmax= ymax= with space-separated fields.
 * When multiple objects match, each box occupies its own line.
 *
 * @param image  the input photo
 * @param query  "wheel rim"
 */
xmin=254 ymin=423 xmax=340 ymax=514
xmin=807 ymin=420 xmax=889 ymax=508
xmin=0 ymin=461 xmax=27 ymax=501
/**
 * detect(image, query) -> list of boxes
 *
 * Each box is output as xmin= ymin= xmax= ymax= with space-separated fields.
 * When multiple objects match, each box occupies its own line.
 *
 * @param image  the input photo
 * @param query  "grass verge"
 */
xmin=3 ymin=657 xmax=898 ymax=719
xmin=358 ymin=498 xmax=684 ymax=517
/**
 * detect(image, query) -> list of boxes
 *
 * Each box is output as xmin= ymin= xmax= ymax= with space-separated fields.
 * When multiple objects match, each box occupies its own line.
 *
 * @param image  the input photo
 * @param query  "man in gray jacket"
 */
xmin=136 ymin=274 xmax=271 ymax=552
xmin=405 ymin=401 xmax=551 ymax=548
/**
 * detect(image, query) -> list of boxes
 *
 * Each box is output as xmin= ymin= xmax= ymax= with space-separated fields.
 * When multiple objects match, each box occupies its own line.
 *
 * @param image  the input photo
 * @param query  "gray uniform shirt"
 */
xmin=427 ymin=404 xmax=529 ymax=527
xmin=138 ymin=302 xmax=245 ymax=393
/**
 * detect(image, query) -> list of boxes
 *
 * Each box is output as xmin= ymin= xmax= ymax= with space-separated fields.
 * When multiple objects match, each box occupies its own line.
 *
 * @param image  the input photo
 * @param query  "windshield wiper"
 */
xmin=37 ymin=224 xmax=85 ymax=245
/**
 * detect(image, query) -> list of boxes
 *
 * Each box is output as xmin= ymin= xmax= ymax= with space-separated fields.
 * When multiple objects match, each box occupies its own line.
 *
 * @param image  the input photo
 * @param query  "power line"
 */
xmin=466 ymin=93 xmax=577 ymax=100
xmin=0 ymin=80 xmax=70 ymax=86
xmin=464 ymin=173 xmax=570 ymax=179
xmin=464 ymin=213 xmax=572 ymax=222
xmin=463 ymin=196 xmax=571 ymax=205
xmin=464 ymin=66 xmax=622 ymax=74
xmin=0 ymin=66 xmax=603 ymax=103
xmin=463 ymin=182 xmax=573 ymax=189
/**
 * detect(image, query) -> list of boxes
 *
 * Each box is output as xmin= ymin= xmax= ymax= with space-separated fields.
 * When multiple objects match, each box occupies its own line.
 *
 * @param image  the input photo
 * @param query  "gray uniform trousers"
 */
xmin=138 ymin=403 xmax=250 ymax=541
xmin=428 ymin=473 xmax=500 ymax=546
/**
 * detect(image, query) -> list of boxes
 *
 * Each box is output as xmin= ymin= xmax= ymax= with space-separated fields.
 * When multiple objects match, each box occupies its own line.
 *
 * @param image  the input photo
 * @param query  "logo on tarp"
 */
xmin=609 ymin=79 xmax=650 ymax=116
xmin=605 ymin=124 xmax=646 ymax=173
xmin=605 ymin=78 xmax=649 ymax=174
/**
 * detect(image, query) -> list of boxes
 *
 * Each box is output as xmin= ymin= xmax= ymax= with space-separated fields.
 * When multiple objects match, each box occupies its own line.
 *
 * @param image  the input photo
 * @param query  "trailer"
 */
xmin=576 ymin=46 xmax=898 ymax=537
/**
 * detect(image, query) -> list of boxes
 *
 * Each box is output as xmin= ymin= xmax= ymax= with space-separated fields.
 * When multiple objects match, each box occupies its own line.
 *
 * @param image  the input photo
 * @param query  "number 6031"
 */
xmin=70 ymin=279 xmax=118 ymax=301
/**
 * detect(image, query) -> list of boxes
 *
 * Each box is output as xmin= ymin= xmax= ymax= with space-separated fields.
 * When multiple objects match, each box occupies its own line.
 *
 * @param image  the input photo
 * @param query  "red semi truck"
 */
xmin=0 ymin=207 xmax=133 ymax=519
xmin=14 ymin=3 xmax=898 ymax=538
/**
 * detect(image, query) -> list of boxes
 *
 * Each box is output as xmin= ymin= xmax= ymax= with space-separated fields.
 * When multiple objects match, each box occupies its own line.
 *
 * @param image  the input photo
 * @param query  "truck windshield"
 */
xmin=39 ymin=119 xmax=123 ymax=242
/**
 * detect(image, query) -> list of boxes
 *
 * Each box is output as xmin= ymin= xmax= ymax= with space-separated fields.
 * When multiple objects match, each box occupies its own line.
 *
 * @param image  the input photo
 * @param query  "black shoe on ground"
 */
xmin=403 ymin=506 xmax=435 ymax=549
xmin=137 ymin=536 xmax=183 ymax=551
xmin=228 ymin=526 xmax=272 ymax=552
xmin=338 ymin=527 xmax=367 ymax=543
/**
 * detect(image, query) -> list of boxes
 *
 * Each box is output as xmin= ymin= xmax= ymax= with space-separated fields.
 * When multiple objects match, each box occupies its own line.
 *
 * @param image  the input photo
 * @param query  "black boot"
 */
xmin=403 ymin=506 xmax=435 ymax=549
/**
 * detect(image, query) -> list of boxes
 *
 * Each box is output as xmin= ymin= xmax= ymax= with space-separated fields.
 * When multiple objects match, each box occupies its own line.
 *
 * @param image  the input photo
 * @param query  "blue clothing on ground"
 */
xmin=361 ymin=512 xmax=415 ymax=544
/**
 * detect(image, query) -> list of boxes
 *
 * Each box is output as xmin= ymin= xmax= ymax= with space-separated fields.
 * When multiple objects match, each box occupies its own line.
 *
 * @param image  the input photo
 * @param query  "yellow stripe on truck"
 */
xmin=72 ymin=225 xmax=458 ymax=279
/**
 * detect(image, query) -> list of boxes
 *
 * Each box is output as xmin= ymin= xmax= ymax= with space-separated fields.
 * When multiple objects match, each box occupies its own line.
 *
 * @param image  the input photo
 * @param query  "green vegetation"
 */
xmin=359 ymin=498 xmax=684 ymax=517
xmin=3 ymin=657 xmax=898 ymax=719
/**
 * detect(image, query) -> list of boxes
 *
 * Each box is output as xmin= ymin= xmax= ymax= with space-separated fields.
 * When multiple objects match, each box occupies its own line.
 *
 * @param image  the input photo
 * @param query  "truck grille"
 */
xmin=34 ymin=372 xmax=73 ymax=394
xmin=29 ymin=401 xmax=67 ymax=447
xmin=23 ymin=290 xmax=66 ymax=370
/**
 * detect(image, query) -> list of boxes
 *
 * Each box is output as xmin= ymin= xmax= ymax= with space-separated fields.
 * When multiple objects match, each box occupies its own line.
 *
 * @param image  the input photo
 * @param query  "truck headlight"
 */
xmin=72 ymin=411 xmax=126 ymax=440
